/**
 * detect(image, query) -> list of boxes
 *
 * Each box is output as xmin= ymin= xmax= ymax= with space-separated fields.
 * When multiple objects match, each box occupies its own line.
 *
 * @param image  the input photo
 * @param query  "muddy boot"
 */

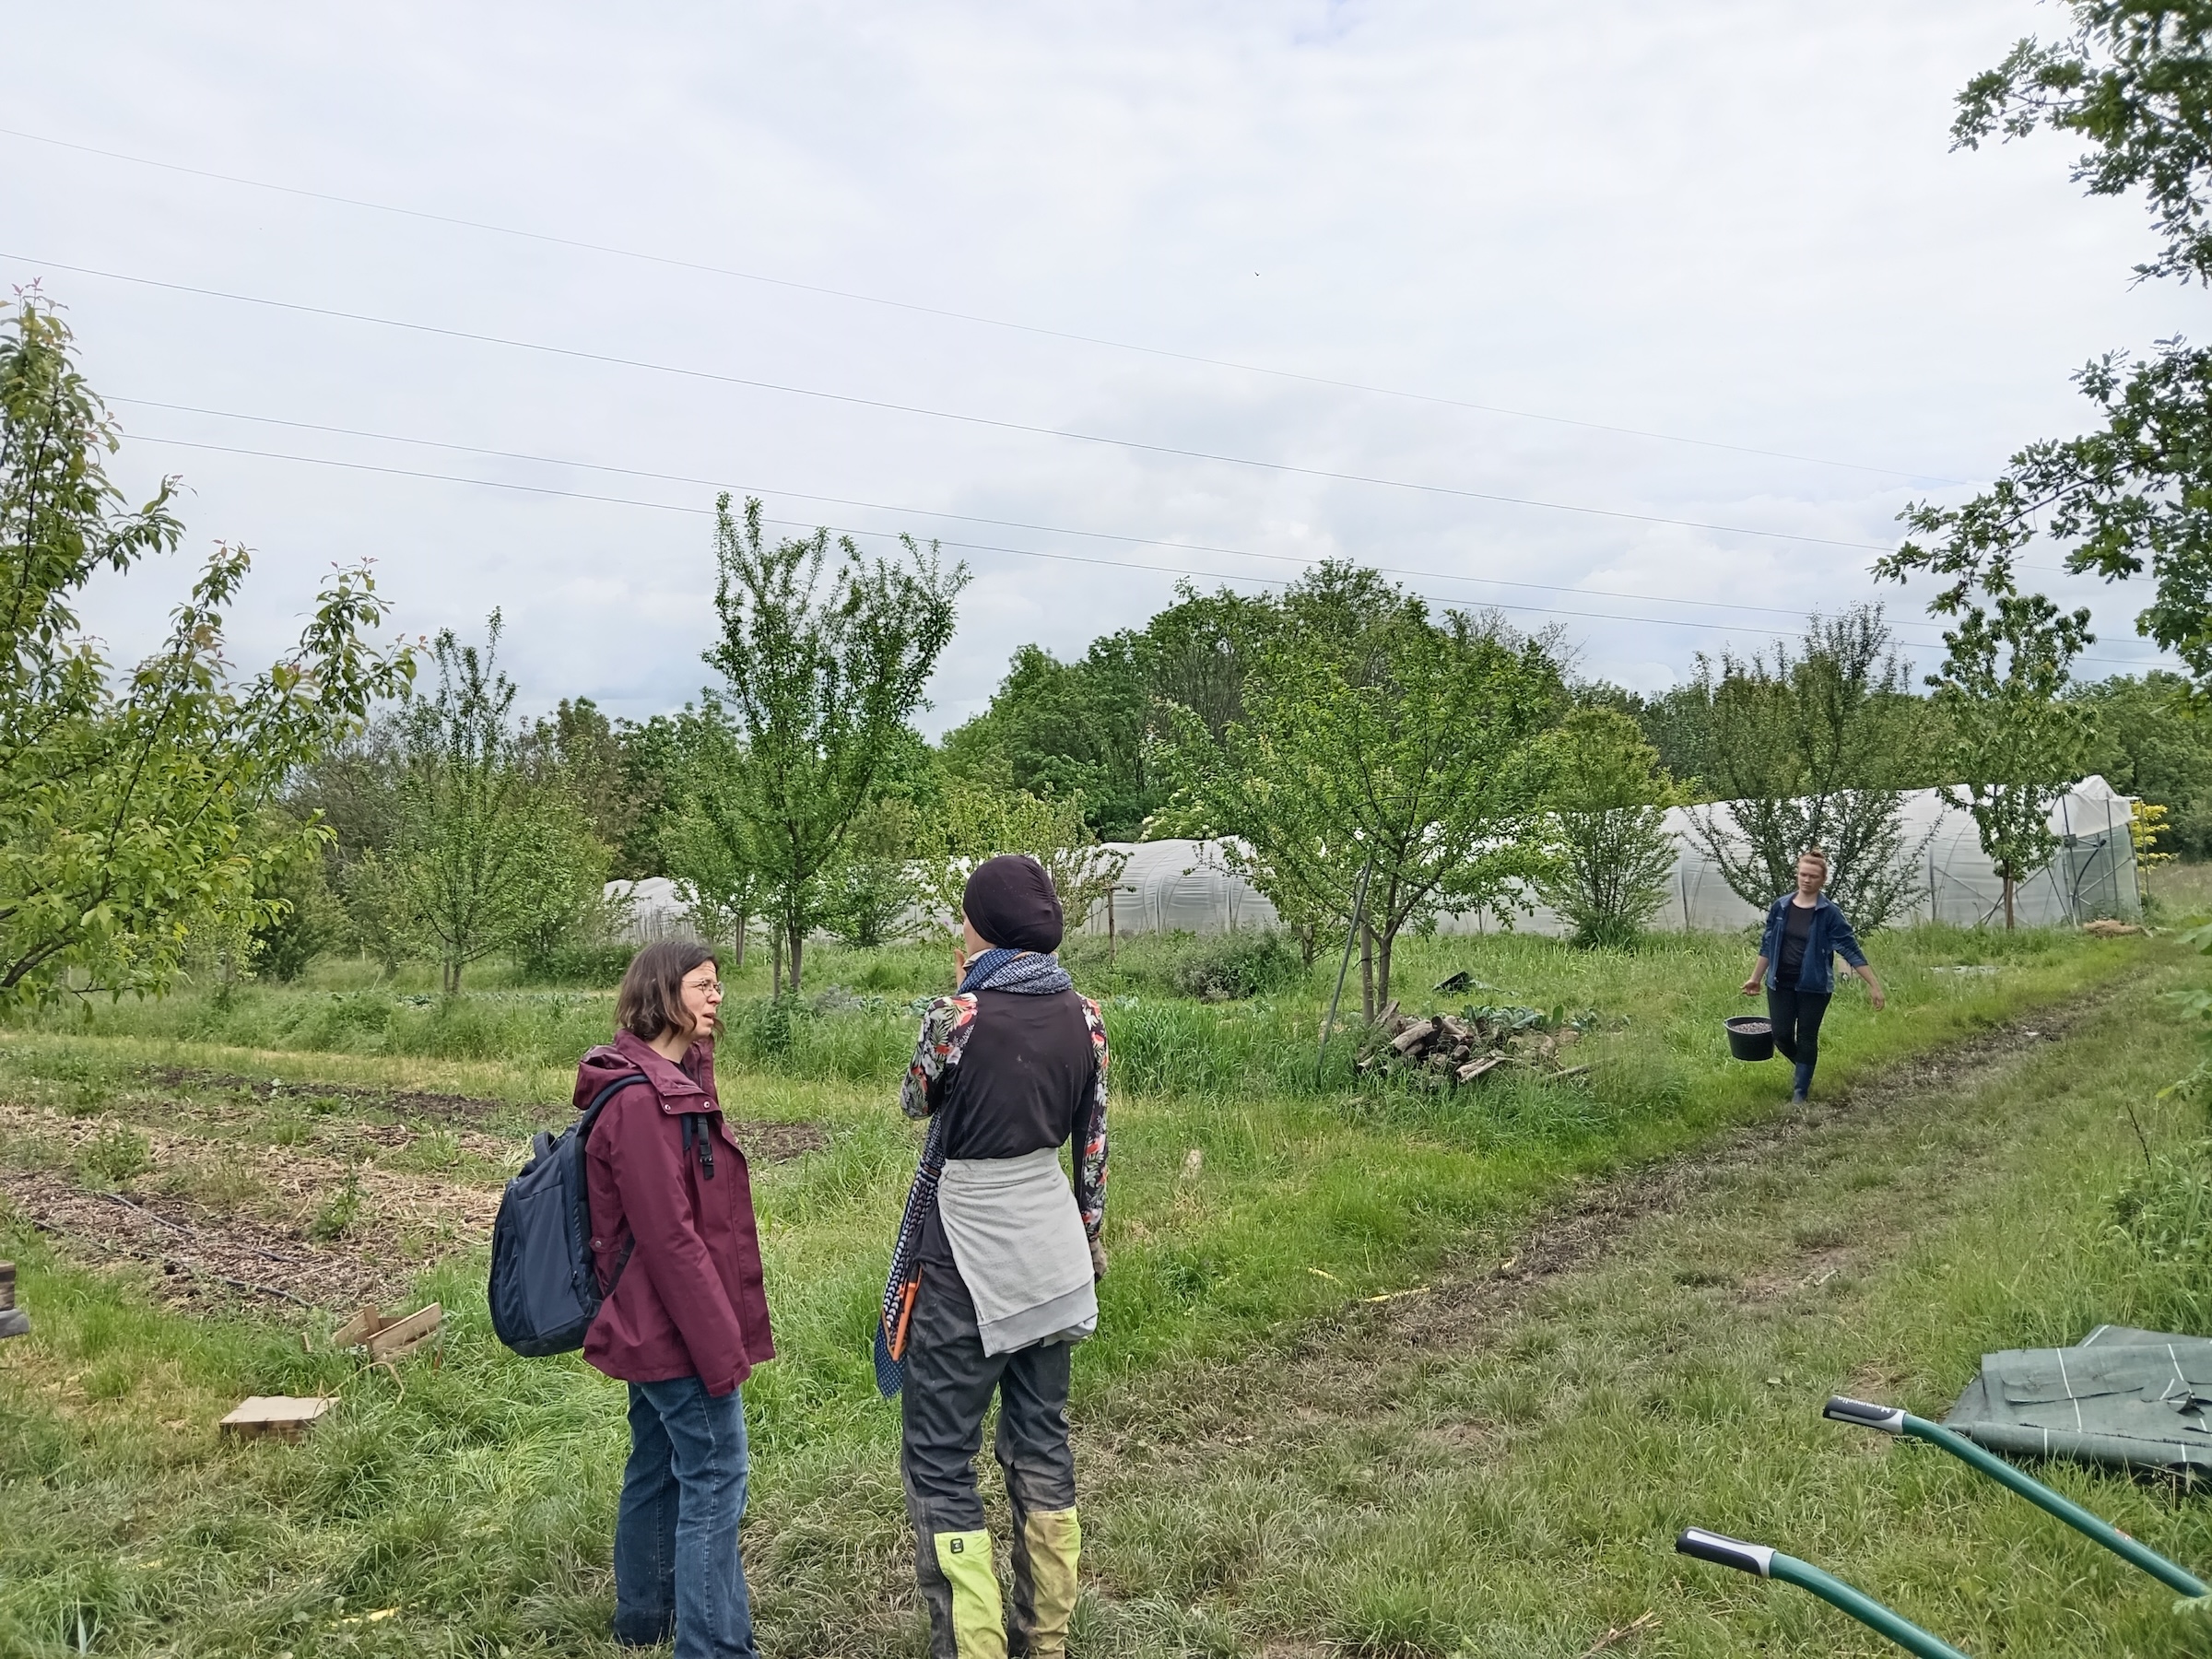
xmin=916 ymin=1526 xmax=1006 ymax=1659
xmin=1792 ymin=1060 xmax=1814 ymax=1102
xmin=1007 ymin=1505 xmax=1080 ymax=1657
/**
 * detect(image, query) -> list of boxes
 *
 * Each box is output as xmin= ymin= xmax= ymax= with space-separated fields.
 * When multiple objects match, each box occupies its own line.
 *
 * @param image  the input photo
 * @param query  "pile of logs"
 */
xmin=1356 ymin=1002 xmax=1591 ymax=1088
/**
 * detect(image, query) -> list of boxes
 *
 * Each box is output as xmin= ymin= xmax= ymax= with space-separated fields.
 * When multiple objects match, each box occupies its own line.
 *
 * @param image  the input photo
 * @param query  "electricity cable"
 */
xmin=119 ymin=429 xmax=2160 ymax=667
xmin=2 ymin=251 xmax=1899 ymax=555
xmin=107 ymin=393 xmax=1865 ymax=626
xmin=0 ymin=123 xmax=1964 ymax=487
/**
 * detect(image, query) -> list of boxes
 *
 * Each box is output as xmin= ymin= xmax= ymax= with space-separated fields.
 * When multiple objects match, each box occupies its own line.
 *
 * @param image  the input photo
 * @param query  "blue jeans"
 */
xmin=614 ymin=1377 xmax=757 ymax=1659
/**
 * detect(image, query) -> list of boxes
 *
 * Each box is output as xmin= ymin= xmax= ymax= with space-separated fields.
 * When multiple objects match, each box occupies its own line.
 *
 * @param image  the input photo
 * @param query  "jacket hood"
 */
xmin=574 ymin=1030 xmax=717 ymax=1114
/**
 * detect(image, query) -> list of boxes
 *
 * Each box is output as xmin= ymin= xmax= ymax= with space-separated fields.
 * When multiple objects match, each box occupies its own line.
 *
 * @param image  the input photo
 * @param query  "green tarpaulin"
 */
xmin=1945 ymin=1325 xmax=2212 ymax=1472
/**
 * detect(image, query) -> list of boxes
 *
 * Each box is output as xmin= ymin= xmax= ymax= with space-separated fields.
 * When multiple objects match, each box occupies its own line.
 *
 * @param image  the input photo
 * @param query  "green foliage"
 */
xmin=820 ymin=795 xmax=926 ymax=947
xmin=1572 ymin=679 xmax=1718 ymax=790
xmin=1163 ymin=928 xmax=1305 ymax=1001
xmin=1687 ymin=606 xmax=1927 ymax=928
xmin=1927 ymin=576 xmax=2097 ymax=926
xmin=1537 ymin=708 xmax=1683 ymax=949
xmin=695 ymin=495 xmax=967 ymax=993
xmin=1168 ymin=563 xmax=1563 ymax=1018
xmin=371 ymin=617 xmax=608 ymax=993
xmin=919 ymin=782 xmax=1127 ymax=942
xmin=940 ymin=582 xmax=1277 ymax=839
xmin=309 ymin=1164 xmax=364 ymax=1241
xmin=2071 ymin=670 xmax=2212 ymax=854
xmin=246 ymin=815 xmax=345 ymax=982
xmin=72 ymin=1124 xmax=151 ymax=1189
xmin=1888 ymin=6 xmax=2212 ymax=688
xmin=0 ymin=293 xmax=410 ymax=1008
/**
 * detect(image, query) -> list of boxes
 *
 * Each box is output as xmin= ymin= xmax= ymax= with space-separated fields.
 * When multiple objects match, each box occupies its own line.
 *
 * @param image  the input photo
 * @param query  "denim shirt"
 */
xmin=1759 ymin=893 xmax=1867 ymax=994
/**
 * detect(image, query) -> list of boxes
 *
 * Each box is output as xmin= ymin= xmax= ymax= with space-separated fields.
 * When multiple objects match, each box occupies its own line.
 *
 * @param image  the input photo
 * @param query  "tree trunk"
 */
xmin=2003 ymin=869 xmax=2016 ymax=931
xmin=1375 ymin=924 xmax=1394 ymax=1014
xmin=788 ymin=921 xmax=805 ymax=996
xmin=1359 ymin=920 xmax=1375 ymax=1024
xmin=771 ymin=928 xmax=784 ymax=998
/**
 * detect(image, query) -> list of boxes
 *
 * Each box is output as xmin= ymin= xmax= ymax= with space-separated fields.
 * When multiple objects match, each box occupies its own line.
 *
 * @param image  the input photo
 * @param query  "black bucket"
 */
xmin=1725 ymin=1017 xmax=1774 ymax=1062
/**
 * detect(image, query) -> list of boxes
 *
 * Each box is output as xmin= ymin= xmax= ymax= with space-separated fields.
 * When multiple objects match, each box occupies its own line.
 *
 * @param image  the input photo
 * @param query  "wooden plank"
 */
xmin=331 ymin=1306 xmax=387 ymax=1351
xmin=366 ymin=1302 xmax=442 ymax=1363
xmin=219 ymin=1396 xmax=338 ymax=1441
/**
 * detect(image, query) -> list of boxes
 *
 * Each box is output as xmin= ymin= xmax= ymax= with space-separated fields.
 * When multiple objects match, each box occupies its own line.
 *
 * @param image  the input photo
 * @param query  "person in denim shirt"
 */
xmin=1740 ymin=846 xmax=1887 ymax=1100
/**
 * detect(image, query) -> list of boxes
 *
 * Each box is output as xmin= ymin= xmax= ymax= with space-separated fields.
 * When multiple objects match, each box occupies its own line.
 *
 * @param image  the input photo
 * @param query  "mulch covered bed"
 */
xmin=2 ymin=1171 xmax=401 ymax=1312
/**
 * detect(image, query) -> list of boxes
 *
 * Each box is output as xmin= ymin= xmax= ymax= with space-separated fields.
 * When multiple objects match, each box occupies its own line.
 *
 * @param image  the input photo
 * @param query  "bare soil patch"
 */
xmin=143 ymin=1065 xmax=519 ymax=1124
xmin=0 ymin=1101 xmax=496 ymax=1310
xmin=0 ymin=1171 xmax=401 ymax=1312
xmin=136 ymin=1066 xmax=830 ymax=1164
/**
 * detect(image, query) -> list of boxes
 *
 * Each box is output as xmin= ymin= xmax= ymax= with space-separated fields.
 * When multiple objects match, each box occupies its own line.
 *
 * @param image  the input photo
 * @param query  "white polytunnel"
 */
xmin=613 ymin=778 xmax=2141 ymax=945
xmin=1062 ymin=778 xmax=2141 ymax=938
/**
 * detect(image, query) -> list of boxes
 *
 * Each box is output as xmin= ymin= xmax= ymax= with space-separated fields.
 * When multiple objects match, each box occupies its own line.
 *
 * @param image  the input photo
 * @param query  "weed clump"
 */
xmin=73 ymin=1124 xmax=151 ymax=1189
xmin=1165 ymin=930 xmax=1304 ymax=1001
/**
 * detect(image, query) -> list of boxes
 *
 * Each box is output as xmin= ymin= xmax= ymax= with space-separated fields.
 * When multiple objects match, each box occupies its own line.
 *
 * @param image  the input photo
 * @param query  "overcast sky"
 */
xmin=3 ymin=1 xmax=2193 ymax=734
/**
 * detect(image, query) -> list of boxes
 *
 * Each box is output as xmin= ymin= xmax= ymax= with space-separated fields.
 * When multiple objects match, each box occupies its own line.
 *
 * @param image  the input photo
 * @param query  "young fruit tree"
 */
xmin=1688 ymin=606 xmax=1928 ymax=928
xmin=0 ymin=293 xmax=410 ymax=1007
xmin=1926 ymin=582 xmax=2095 ymax=928
xmin=1171 ymin=567 xmax=1561 ymax=1020
xmin=656 ymin=698 xmax=764 ymax=969
xmin=1882 ymin=6 xmax=2212 ymax=686
xmin=699 ymin=495 xmax=966 ymax=994
xmin=1537 ymin=707 xmax=1683 ymax=949
xmin=371 ymin=616 xmax=606 ymax=993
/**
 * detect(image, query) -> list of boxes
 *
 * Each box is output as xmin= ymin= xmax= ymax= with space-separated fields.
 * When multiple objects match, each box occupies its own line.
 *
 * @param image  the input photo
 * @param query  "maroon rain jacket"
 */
xmin=579 ymin=1030 xmax=774 ymax=1396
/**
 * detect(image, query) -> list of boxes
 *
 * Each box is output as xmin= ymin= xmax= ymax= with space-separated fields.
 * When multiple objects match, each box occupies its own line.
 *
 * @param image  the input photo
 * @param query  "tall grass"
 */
xmin=0 ymin=921 xmax=2163 ymax=1656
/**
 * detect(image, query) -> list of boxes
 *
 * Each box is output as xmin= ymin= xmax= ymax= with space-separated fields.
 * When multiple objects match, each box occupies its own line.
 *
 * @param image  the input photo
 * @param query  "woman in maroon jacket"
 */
xmin=580 ymin=941 xmax=774 ymax=1659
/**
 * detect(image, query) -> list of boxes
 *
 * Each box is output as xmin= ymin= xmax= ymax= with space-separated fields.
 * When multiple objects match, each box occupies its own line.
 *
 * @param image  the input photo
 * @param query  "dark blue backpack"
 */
xmin=488 ymin=1073 xmax=644 ymax=1357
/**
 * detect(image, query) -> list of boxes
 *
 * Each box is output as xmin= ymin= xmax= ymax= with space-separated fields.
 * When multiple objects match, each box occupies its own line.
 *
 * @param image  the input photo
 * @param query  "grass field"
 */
xmin=0 ymin=918 xmax=2192 ymax=1656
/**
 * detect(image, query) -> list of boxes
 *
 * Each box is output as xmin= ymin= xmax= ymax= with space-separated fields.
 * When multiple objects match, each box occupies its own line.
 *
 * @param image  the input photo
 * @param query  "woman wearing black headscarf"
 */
xmin=877 ymin=855 xmax=1109 ymax=1659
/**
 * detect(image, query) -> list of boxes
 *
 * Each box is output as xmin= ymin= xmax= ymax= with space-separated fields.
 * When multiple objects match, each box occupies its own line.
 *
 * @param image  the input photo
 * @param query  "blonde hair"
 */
xmin=1797 ymin=846 xmax=1830 ymax=877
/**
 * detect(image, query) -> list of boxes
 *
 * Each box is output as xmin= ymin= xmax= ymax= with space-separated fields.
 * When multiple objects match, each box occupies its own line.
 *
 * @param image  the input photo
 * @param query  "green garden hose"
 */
xmin=1824 ymin=1395 xmax=2208 ymax=1600
xmin=1675 ymin=1528 xmax=1971 ymax=1658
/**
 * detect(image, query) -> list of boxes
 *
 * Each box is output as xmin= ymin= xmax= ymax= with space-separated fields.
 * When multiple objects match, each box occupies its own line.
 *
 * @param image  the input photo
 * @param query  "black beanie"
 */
xmin=962 ymin=854 xmax=1065 ymax=953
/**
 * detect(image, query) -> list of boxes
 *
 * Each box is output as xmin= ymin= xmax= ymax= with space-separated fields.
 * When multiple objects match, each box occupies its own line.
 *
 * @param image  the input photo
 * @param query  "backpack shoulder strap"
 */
xmin=578 ymin=1072 xmax=649 ymax=1134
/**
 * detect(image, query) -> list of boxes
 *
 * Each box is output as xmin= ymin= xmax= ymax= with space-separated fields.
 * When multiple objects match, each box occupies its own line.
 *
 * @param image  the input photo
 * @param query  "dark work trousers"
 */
xmin=1768 ymin=985 xmax=1833 ymax=1099
xmin=901 ymin=1263 xmax=1080 ymax=1659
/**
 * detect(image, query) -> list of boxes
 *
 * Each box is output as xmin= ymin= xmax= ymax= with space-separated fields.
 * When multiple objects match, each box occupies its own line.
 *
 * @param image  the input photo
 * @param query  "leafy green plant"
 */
xmin=1166 ymin=929 xmax=1303 ymax=1001
xmin=73 ymin=1125 xmax=151 ymax=1189
xmin=310 ymin=1165 xmax=364 ymax=1241
xmin=1536 ymin=707 xmax=1683 ymax=950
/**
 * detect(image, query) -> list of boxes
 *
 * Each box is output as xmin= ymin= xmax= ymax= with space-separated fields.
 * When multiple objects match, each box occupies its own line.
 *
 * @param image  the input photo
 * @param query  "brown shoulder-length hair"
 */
xmin=617 ymin=941 xmax=720 ymax=1042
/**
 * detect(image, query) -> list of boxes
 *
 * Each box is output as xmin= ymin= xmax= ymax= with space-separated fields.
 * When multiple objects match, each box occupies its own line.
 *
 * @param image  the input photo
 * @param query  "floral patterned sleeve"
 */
xmin=900 ymin=994 xmax=978 ymax=1120
xmin=1074 ymin=997 xmax=1110 ymax=1241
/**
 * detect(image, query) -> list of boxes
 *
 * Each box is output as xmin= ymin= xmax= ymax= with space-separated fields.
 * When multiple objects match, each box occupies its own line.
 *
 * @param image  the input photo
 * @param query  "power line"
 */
xmin=107 ymin=394 xmax=1847 ymax=627
xmin=4 ymin=251 xmax=1900 ymax=555
xmin=0 ymin=123 xmax=1966 ymax=488
xmin=120 ymin=428 xmax=2161 ymax=668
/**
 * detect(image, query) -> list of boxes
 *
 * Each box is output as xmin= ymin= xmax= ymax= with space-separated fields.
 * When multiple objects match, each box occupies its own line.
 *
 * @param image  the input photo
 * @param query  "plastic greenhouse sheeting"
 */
xmin=1066 ymin=778 xmax=2140 ymax=939
xmin=1943 ymin=1325 xmax=2212 ymax=1473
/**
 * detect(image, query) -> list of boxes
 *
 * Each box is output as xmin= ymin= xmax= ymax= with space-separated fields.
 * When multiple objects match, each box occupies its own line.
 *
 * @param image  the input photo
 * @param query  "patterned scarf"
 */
xmin=960 ymin=947 xmax=1074 ymax=995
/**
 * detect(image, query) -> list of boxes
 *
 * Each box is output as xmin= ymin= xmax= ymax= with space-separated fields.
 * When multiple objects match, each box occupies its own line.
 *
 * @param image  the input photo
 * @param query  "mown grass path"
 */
xmin=1053 ymin=960 xmax=2212 ymax=1656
